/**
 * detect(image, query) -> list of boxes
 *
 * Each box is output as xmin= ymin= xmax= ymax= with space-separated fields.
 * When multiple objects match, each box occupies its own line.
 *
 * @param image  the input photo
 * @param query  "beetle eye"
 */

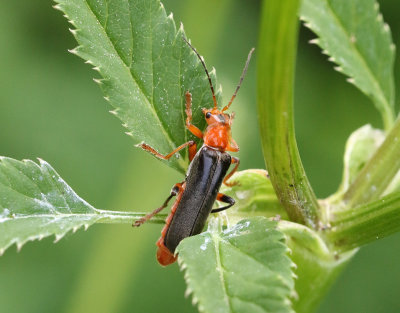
xmin=205 ymin=112 xmax=211 ymax=119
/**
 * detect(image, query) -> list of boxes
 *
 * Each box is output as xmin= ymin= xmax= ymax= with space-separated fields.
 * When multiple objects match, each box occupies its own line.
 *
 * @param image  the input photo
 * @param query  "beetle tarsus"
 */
xmin=211 ymin=193 xmax=235 ymax=213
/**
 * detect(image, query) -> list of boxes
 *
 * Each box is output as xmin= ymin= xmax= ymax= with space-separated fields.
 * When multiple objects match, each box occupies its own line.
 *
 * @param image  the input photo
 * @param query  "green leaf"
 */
xmin=327 ymin=124 xmax=385 ymax=203
xmin=177 ymin=217 xmax=295 ymax=313
xmin=384 ymin=171 xmax=400 ymax=195
xmin=0 ymin=157 xmax=164 ymax=255
xmin=300 ymin=0 xmax=396 ymax=130
xmin=219 ymin=169 xmax=287 ymax=223
xmin=343 ymin=116 xmax=400 ymax=207
xmin=279 ymin=221 xmax=356 ymax=313
xmin=258 ymin=0 xmax=320 ymax=227
xmin=54 ymin=0 xmax=221 ymax=173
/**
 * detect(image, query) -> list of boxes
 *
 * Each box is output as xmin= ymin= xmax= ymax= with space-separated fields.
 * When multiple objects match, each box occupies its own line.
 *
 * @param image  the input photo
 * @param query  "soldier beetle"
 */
xmin=134 ymin=38 xmax=254 ymax=266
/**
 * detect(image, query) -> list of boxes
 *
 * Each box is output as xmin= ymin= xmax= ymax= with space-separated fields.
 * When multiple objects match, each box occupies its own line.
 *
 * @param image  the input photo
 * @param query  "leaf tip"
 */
xmin=334 ymin=66 xmax=343 ymax=73
xmin=0 ymin=248 xmax=4 ymax=256
xmin=303 ymin=22 xmax=312 ymax=29
xmin=217 ymin=84 xmax=223 ymax=94
xmin=93 ymin=78 xmax=102 ymax=85
xmin=66 ymin=17 xmax=77 ymax=26
xmin=178 ymin=258 xmax=187 ymax=270
xmin=347 ymin=77 xmax=355 ymax=85
xmin=84 ymin=224 xmax=90 ymax=231
xmin=37 ymin=158 xmax=50 ymax=168
xmin=184 ymin=287 xmax=192 ymax=298
xmin=167 ymin=12 xmax=173 ymax=20
xmin=210 ymin=67 xmax=216 ymax=76
xmin=191 ymin=295 xmax=199 ymax=305
xmin=68 ymin=28 xmax=78 ymax=36
xmin=383 ymin=23 xmax=390 ymax=33
xmin=52 ymin=3 xmax=62 ymax=11
xmin=16 ymin=242 xmax=24 ymax=252
xmin=308 ymin=38 xmax=319 ymax=45
xmin=54 ymin=233 xmax=64 ymax=243
xmin=68 ymin=47 xmax=79 ymax=55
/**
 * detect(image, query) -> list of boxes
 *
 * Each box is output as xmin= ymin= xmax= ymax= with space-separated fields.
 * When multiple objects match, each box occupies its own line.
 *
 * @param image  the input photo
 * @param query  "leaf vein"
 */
xmin=82 ymin=0 xmax=177 ymax=152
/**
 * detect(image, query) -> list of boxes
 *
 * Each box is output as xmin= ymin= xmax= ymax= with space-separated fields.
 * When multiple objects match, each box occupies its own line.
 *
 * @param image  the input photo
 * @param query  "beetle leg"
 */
xmin=138 ymin=140 xmax=196 ymax=161
xmin=188 ymin=141 xmax=198 ymax=162
xmin=133 ymin=184 xmax=182 ymax=227
xmin=223 ymin=156 xmax=240 ymax=187
xmin=226 ymin=138 xmax=239 ymax=152
xmin=185 ymin=91 xmax=203 ymax=139
xmin=211 ymin=193 xmax=235 ymax=213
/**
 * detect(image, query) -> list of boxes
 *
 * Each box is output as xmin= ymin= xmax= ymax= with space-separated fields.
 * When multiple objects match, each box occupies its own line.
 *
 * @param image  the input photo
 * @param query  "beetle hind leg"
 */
xmin=211 ymin=193 xmax=235 ymax=213
xmin=133 ymin=184 xmax=182 ymax=227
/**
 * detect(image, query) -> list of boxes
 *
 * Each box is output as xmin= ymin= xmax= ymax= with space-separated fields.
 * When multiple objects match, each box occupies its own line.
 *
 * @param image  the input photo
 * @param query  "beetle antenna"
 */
xmin=183 ymin=36 xmax=218 ymax=109
xmin=222 ymin=48 xmax=255 ymax=112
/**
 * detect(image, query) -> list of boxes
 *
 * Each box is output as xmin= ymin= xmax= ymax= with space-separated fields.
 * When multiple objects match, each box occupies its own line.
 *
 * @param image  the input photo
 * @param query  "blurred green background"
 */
xmin=0 ymin=0 xmax=399 ymax=312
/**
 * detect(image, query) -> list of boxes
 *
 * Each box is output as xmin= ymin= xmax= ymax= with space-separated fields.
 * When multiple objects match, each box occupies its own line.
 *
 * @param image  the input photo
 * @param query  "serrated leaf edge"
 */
xmin=178 ymin=218 xmax=296 ymax=313
xmin=300 ymin=0 xmax=395 ymax=127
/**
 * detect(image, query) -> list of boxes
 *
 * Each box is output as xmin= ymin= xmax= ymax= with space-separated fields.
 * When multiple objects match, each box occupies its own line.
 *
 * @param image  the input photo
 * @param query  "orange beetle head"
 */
xmin=202 ymin=108 xmax=234 ymax=127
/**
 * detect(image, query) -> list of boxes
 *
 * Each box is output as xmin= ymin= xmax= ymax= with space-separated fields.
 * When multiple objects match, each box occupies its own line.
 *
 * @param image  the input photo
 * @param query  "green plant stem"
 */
xmin=327 ymin=192 xmax=400 ymax=252
xmin=343 ymin=117 xmax=400 ymax=207
xmin=96 ymin=210 xmax=166 ymax=224
xmin=257 ymin=0 xmax=320 ymax=228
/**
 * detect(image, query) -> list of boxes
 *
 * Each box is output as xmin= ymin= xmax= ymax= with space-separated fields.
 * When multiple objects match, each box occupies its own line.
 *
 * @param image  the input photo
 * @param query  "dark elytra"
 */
xmin=164 ymin=145 xmax=231 ymax=252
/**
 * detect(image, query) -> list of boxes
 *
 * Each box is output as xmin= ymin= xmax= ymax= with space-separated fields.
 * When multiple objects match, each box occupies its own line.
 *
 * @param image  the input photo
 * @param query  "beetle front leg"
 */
xmin=185 ymin=91 xmax=203 ymax=139
xmin=133 ymin=183 xmax=182 ymax=227
xmin=137 ymin=140 xmax=196 ymax=161
xmin=211 ymin=193 xmax=235 ymax=213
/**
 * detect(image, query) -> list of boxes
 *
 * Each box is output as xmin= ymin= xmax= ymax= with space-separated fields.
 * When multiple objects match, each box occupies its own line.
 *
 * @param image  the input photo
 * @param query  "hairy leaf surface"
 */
xmin=300 ymin=0 xmax=395 ymax=129
xmin=0 ymin=157 xmax=157 ymax=254
xmin=54 ymin=0 xmax=221 ymax=172
xmin=177 ymin=218 xmax=295 ymax=313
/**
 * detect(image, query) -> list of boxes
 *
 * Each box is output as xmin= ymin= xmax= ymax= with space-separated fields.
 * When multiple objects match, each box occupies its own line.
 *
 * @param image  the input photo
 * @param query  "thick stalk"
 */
xmin=328 ymin=192 xmax=400 ymax=252
xmin=257 ymin=0 xmax=320 ymax=227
